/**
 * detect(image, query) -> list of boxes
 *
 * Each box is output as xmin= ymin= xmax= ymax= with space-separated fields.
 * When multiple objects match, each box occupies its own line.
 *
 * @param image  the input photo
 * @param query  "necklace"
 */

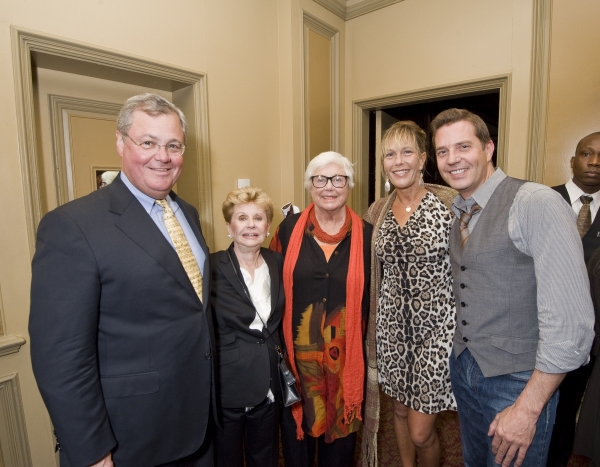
xmin=398 ymin=189 xmax=424 ymax=213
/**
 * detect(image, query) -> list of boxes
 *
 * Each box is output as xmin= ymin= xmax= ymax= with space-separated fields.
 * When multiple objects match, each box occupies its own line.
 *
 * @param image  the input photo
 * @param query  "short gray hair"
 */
xmin=117 ymin=93 xmax=188 ymax=143
xmin=304 ymin=151 xmax=355 ymax=189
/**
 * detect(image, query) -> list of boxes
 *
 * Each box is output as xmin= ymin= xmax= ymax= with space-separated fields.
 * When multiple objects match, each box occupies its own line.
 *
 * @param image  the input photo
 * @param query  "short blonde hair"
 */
xmin=222 ymin=187 xmax=274 ymax=223
xmin=304 ymin=151 xmax=355 ymax=190
xmin=381 ymin=121 xmax=428 ymax=158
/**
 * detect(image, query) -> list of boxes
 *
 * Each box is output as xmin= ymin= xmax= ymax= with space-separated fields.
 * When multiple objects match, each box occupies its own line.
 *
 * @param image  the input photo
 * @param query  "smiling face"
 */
xmin=383 ymin=139 xmax=426 ymax=191
xmin=117 ymin=110 xmax=184 ymax=199
xmin=309 ymin=163 xmax=350 ymax=215
xmin=434 ymin=120 xmax=495 ymax=199
xmin=226 ymin=203 xmax=270 ymax=250
xmin=572 ymin=133 xmax=600 ymax=194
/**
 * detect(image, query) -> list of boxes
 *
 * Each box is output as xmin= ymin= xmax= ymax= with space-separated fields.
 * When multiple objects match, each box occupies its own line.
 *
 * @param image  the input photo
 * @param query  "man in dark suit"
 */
xmin=552 ymin=132 xmax=600 ymax=262
xmin=29 ymin=94 xmax=214 ymax=467
xmin=548 ymin=132 xmax=600 ymax=467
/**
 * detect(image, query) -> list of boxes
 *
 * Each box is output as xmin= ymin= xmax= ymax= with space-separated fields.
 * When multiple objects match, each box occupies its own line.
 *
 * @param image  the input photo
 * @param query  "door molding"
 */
xmin=48 ymin=95 xmax=122 ymax=205
xmin=11 ymin=26 xmax=214 ymax=254
xmin=526 ymin=0 xmax=553 ymax=183
xmin=351 ymin=75 xmax=511 ymax=214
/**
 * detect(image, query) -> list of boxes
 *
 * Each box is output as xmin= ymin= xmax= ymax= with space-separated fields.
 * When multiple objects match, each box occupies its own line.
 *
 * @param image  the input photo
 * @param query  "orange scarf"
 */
xmin=282 ymin=203 xmax=365 ymax=439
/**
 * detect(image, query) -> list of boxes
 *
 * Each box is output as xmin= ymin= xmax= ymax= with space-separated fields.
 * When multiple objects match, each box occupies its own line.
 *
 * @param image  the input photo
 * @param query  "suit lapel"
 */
xmin=262 ymin=249 xmax=280 ymax=318
xmin=218 ymin=245 xmax=254 ymax=309
xmin=108 ymin=177 xmax=200 ymax=303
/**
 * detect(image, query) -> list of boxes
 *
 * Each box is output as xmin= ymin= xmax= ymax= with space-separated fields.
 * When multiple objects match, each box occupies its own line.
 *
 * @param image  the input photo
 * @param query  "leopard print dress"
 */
xmin=375 ymin=192 xmax=457 ymax=413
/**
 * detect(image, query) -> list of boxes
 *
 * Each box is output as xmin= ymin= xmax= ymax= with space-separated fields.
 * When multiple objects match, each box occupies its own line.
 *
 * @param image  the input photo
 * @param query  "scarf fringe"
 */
xmin=361 ymin=427 xmax=378 ymax=467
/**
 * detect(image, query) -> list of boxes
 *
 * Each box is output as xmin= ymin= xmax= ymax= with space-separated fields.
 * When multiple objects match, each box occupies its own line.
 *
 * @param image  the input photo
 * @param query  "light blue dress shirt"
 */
xmin=120 ymin=172 xmax=206 ymax=273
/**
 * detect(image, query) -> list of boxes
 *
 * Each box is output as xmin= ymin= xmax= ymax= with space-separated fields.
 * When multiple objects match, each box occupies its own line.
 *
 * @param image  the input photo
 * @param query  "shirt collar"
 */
xmin=119 ymin=172 xmax=176 ymax=214
xmin=452 ymin=167 xmax=506 ymax=215
xmin=565 ymin=178 xmax=600 ymax=205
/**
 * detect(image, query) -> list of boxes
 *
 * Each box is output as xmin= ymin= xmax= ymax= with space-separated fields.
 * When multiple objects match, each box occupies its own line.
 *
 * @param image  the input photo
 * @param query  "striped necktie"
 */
xmin=459 ymin=204 xmax=481 ymax=249
xmin=155 ymin=199 xmax=203 ymax=302
xmin=577 ymin=195 xmax=593 ymax=238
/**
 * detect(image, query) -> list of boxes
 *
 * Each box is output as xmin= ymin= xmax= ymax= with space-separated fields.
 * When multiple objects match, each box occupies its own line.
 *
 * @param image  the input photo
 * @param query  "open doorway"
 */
xmin=368 ymin=91 xmax=500 ymax=205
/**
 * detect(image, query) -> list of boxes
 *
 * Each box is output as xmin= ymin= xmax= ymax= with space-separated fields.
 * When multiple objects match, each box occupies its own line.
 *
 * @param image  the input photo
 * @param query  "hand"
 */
xmin=488 ymin=403 xmax=536 ymax=467
xmin=88 ymin=452 xmax=113 ymax=467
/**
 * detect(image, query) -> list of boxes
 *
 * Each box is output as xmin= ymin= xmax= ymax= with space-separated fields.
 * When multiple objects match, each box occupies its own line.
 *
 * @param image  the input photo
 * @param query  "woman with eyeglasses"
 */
xmin=362 ymin=121 xmax=457 ymax=467
xmin=269 ymin=151 xmax=372 ymax=467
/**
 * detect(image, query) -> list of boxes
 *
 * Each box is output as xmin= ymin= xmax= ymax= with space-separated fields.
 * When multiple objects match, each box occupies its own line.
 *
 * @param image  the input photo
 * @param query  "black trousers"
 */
xmin=156 ymin=427 xmax=214 ymax=467
xmin=547 ymin=356 xmax=595 ymax=467
xmin=280 ymin=404 xmax=357 ymax=467
xmin=215 ymin=395 xmax=282 ymax=467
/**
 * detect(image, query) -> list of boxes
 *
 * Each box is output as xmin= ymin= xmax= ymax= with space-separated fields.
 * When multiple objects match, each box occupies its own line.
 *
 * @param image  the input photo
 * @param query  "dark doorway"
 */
xmin=368 ymin=91 xmax=500 ymax=204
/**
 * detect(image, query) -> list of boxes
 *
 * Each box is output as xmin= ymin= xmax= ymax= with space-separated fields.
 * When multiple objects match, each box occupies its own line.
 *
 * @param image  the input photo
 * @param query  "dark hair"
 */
xmin=430 ymin=108 xmax=491 ymax=149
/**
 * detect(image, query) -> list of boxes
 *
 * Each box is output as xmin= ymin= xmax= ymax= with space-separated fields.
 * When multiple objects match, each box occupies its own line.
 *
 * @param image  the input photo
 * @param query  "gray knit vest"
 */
xmin=450 ymin=177 xmax=539 ymax=377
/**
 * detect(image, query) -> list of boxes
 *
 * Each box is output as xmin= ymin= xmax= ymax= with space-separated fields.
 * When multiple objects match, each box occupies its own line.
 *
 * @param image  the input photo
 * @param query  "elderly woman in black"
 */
xmin=270 ymin=151 xmax=372 ymax=467
xmin=210 ymin=186 xmax=284 ymax=467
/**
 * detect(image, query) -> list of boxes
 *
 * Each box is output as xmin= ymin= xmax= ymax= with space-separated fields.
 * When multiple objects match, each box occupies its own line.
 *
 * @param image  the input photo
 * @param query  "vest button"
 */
xmin=461 ymin=302 xmax=466 ymax=307
xmin=205 ymin=352 xmax=212 ymax=360
xmin=461 ymin=266 xmax=466 ymax=271
xmin=460 ymin=283 xmax=466 ymax=289
xmin=462 ymin=337 xmax=468 ymax=342
xmin=462 ymin=320 xmax=468 ymax=325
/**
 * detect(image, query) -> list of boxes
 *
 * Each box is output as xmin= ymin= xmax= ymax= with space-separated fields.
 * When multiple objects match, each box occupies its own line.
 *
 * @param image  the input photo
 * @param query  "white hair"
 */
xmin=304 ymin=151 xmax=355 ymax=189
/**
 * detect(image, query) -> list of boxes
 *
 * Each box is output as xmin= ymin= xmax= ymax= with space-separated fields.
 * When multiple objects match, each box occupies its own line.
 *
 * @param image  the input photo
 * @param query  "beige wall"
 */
xmin=344 ymin=0 xmax=535 ymax=180
xmin=1 ymin=0 xmax=600 ymax=464
xmin=544 ymin=0 xmax=600 ymax=186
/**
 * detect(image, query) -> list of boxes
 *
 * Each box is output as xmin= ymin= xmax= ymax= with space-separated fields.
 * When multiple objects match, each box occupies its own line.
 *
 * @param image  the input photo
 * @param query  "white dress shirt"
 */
xmin=565 ymin=178 xmax=600 ymax=222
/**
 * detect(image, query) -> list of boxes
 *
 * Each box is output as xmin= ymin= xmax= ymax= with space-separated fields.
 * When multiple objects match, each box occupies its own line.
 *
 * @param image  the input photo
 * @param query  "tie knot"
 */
xmin=156 ymin=199 xmax=170 ymax=211
xmin=581 ymin=195 xmax=593 ymax=205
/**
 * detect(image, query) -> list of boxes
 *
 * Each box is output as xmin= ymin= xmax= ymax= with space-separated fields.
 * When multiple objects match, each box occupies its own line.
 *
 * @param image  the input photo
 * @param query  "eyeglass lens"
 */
xmin=312 ymin=175 xmax=347 ymax=188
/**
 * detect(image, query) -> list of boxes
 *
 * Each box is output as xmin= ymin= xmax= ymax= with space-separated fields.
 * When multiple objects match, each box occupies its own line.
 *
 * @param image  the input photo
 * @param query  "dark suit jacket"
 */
xmin=553 ymin=184 xmax=600 ymax=261
xmin=29 ymin=175 xmax=215 ymax=467
xmin=210 ymin=245 xmax=284 ymax=408
xmin=574 ymin=248 xmax=600 ymax=463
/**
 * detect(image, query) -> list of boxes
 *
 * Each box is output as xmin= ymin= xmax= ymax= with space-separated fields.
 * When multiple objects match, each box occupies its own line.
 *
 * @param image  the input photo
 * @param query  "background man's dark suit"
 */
xmin=549 ymin=184 xmax=598 ymax=467
xmin=552 ymin=184 xmax=600 ymax=262
xmin=29 ymin=174 xmax=214 ymax=466
xmin=210 ymin=245 xmax=284 ymax=409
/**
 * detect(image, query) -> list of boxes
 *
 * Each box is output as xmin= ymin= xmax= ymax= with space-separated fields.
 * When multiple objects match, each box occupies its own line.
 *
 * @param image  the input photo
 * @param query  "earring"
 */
xmin=266 ymin=232 xmax=270 ymax=237
xmin=384 ymin=179 xmax=391 ymax=193
xmin=419 ymin=171 xmax=424 ymax=187
xmin=227 ymin=234 xmax=232 ymax=238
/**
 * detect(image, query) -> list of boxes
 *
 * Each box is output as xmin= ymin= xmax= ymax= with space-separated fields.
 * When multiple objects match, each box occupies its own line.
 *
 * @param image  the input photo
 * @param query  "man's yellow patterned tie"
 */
xmin=155 ymin=199 xmax=203 ymax=302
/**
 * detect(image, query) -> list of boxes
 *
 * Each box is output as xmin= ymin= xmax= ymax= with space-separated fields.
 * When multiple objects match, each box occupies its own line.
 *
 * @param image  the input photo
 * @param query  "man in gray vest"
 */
xmin=432 ymin=108 xmax=594 ymax=467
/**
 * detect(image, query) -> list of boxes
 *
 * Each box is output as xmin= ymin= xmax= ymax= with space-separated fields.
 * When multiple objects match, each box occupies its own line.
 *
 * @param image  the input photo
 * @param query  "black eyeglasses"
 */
xmin=124 ymin=134 xmax=186 ymax=156
xmin=310 ymin=175 xmax=349 ymax=188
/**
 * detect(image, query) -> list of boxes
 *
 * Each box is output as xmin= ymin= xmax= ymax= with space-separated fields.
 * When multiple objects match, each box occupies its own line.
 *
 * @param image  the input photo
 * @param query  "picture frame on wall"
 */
xmin=92 ymin=166 xmax=120 ymax=190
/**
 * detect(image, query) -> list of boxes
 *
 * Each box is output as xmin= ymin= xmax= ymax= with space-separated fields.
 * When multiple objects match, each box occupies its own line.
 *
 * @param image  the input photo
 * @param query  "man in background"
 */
xmin=432 ymin=108 xmax=594 ymax=467
xmin=29 ymin=93 xmax=214 ymax=466
xmin=548 ymin=132 xmax=600 ymax=467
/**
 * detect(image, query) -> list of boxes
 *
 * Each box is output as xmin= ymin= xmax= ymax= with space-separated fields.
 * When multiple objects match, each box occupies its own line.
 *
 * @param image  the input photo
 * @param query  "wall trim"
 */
xmin=0 ymin=373 xmax=32 ymax=466
xmin=313 ymin=0 xmax=404 ymax=20
xmin=0 ymin=336 xmax=26 ymax=358
xmin=302 ymin=12 xmax=340 ymax=206
xmin=526 ymin=0 xmax=553 ymax=183
xmin=48 ymin=95 xmax=122 ymax=206
xmin=351 ymin=75 xmax=511 ymax=214
xmin=11 ymin=26 xmax=214 ymax=254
